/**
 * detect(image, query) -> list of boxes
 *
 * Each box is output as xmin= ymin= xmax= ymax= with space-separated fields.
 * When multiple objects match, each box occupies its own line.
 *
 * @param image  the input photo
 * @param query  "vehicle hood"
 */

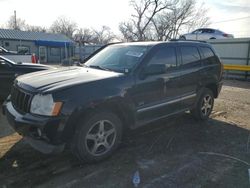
xmin=15 ymin=62 xmax=54 ymax=70
xmin=16 ymin=66 xmax=124 ymax=93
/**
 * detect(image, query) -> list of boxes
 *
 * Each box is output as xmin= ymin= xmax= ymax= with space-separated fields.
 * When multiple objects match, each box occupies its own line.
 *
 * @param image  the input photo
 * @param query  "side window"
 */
xmin=202 ymin=29 xmax=214 ymax=33
xmin=200 ymin=47 xmax=217 ymax=65
xmin=180 ymin=46 xmax=201 ymax=68
xmin=192 ymin=29 xmax=202 ymax=34
xmin=201 ymin=29 xmax=207 ymax=33
xmin=148 ymin=47 xmax=177 ymax=70
xmin=207 ymin=29 xmax=215 ymax=33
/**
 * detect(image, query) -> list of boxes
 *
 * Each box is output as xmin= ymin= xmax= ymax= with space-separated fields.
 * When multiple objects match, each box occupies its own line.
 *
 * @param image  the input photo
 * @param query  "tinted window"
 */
xmin=200 ymin=47 xmax=218 ymax=65
xmin=148 ymin=47 xmax=177 ymax=69
xmin=180 ymin=46 xmax=200 ymax=67
xmin=202 ymin=29 xmax=215 ymax=33
xmin=192 ymin=29 xmax=202 ymax=34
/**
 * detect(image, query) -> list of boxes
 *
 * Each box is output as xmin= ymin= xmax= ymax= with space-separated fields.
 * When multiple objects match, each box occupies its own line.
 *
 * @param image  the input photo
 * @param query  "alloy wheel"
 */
xmin=201 ymin=94 xmax=213 ymax=116
xmin=85 ymin=120 xmax=116 ymax=156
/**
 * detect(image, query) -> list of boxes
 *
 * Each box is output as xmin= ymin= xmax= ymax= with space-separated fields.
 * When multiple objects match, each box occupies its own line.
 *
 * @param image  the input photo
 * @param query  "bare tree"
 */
xmin=185 ymin=2 xmax=210 ymax=33
xmin=151 ymin=12 xmax=173 ymax=41
xmin=92 ymin=26 xmax=115 ymax=44
xmin=119 ymin=0 xmax=175 ymax=41
xmin=120 ymin=0 xmax=210 ymax=41
xmin=74 ymin=28 xmax=93 ymax=44
xmin=6 ymin=15 xmax=26 ymax=30
xmin=169 ymin=0 xmax=210 ymax=39
xmin=50 ymin=16 xmax=77 ymax=38
xmin=25 ymin=25 xmax=47 ymax=32
xmin=119 ymin=22 xmax=138 ymax=41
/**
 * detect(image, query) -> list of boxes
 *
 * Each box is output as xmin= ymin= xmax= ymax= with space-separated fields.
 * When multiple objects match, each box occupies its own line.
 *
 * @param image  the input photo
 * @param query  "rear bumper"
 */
xmin=3 ymin=101 xmax=66 ymax=154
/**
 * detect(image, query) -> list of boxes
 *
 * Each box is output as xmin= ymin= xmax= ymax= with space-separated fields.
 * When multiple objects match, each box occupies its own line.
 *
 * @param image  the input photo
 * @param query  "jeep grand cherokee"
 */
xmin=3 ymin=41 xmax=223 ymax=162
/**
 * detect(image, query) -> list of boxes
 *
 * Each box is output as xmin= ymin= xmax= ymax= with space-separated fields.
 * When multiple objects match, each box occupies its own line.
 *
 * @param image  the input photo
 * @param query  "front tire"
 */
xmin=71 ymin=112 xmax=122 ymax=163
xmin=191 ymin=88 xmax=214 ymax=121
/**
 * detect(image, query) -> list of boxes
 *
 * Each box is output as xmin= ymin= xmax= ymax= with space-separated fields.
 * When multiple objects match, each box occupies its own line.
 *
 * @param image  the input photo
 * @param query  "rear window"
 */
xmin=180 ymin=46 xmax=201 ymax=67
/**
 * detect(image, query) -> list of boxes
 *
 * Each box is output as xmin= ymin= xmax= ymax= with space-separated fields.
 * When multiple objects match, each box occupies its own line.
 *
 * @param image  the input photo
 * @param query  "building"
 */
xmin=0 ymin=28 xmax=74 ymax=64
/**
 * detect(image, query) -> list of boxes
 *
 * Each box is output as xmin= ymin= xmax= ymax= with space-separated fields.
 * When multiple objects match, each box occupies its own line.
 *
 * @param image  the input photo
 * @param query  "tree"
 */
xmin=6 ymin=15 xmax=26 ymax=30
xmin=50 ymin=16 xmax=77 ymax=38
xmin=92 ymin=26 xmax=115 ymax=44
xmin=120 ymin=0 xmax=210 ymax=41
xmin=74 ymin=26 xmax=116 ymax=45
xmin=74 ymin=28 xmax=95 ymax=44
xmin=25 ymin=25 xmax=47 ymax=32
xmin=165 ymin=0 xmax=210 ymax=39
xmin=119 ymin=0 xmax=176 ymax=41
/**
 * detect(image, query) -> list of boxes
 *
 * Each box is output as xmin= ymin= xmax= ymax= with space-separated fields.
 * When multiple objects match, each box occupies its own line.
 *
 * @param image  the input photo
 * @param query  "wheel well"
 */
xmin=62 ymin=101 xmax=135 ymax=143
xmin=205 ymin=83 xmax=218 ymax=98
xmin=92 ymin=102 xmax=135 ymax=130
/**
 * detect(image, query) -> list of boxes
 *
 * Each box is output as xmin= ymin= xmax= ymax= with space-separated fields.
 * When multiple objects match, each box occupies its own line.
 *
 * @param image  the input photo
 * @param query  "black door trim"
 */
xmin=137 ymin=93 xmax=196 ymax=113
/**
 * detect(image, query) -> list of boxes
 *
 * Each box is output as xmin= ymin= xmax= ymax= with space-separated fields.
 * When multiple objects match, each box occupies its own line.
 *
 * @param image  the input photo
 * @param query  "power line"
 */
xmin=212 ymin=16 xmax=250 ymax=24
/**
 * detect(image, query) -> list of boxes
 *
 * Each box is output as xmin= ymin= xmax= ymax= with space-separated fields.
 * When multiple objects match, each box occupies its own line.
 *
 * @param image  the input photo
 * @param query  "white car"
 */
xmin=180 ymin=28 xmax=234 ymax=40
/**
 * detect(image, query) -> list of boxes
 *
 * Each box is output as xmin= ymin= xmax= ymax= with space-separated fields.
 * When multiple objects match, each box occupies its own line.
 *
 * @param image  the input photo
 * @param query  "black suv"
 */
xmin=3 ymin=41 xmax=223 ymax=162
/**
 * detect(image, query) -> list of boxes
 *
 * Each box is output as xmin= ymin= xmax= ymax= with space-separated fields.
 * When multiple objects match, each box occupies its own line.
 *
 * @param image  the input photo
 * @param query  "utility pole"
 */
xmin=14 ymin=10 xmax=17 ymax=30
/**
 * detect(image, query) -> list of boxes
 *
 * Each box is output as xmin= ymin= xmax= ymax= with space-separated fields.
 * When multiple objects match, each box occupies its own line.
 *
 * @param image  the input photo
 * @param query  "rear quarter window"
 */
xmin=200 ymin=47 xmax=218 ymax=65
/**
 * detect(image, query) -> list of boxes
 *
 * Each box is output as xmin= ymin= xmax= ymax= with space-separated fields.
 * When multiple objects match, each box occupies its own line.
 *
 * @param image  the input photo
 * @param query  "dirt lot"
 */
xmin=0 ymin=80 xmax=250 ymax=188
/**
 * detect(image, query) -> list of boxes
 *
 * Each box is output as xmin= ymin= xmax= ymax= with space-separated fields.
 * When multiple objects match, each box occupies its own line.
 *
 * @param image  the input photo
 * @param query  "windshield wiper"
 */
xmin=88 ymin=65 xmax=113 ymax=72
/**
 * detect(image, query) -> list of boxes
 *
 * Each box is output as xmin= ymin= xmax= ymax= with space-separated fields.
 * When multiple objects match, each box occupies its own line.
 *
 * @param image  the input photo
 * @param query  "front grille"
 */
xmin=11 ymin=86 xmax=32 ymax=113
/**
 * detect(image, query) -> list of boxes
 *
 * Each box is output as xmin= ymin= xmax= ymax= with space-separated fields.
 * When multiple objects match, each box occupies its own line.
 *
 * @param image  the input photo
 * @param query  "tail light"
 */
xmin=223 ymin=34 xmax=229 ymax=37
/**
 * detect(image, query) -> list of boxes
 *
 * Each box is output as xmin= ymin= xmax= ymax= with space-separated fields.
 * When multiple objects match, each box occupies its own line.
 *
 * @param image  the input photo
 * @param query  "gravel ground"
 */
xmin=0 ymin=79 xmax=249 ymax=188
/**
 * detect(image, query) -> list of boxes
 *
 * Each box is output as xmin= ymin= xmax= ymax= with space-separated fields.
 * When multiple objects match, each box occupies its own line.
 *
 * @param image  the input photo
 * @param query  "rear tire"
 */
xmin=191 ymin=88 xmax=214 ymax=121
xmin=71 ymin=111 xmax=122 ymax=163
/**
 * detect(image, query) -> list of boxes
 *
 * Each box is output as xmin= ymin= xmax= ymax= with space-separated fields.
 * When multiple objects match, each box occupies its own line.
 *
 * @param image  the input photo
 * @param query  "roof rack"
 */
xmin=169 ymin=39 xmax=207 ymax=43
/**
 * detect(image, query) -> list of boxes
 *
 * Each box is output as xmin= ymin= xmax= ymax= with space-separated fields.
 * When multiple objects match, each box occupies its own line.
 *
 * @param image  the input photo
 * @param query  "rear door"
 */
xmin=177 ymin=45 xmax=202 ymax=108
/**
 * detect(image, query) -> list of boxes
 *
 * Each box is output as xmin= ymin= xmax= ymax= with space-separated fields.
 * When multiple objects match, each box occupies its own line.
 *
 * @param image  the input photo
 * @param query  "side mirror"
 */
xmin=143 ymin=63 xmax=167 ymax=76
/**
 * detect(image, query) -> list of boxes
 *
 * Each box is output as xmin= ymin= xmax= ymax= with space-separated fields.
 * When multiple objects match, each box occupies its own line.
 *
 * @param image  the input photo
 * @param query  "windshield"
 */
xmin=85 ymin=45 xmax=150 ymax=73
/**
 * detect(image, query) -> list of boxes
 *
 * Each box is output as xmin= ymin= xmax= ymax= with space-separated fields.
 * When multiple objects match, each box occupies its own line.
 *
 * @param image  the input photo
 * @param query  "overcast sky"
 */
xmin=0 ymin=0 xmax=249 ymax=37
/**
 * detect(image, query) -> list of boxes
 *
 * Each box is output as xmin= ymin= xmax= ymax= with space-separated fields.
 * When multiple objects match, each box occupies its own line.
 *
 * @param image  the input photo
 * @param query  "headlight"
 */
xmin=30 ymin=94 xmax=63 ymax=116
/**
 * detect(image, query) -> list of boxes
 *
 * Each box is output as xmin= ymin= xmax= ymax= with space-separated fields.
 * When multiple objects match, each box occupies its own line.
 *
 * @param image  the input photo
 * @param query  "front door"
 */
xmin=39 ymin=46 xmax=47 ymax=63
xmin=132 ymin=45 xmax=182 ymax=124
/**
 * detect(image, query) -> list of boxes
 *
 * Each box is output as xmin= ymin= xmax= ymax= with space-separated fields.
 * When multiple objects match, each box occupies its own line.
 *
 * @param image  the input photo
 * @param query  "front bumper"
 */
xmin=3 ymin=101 xmax=65 ymax=154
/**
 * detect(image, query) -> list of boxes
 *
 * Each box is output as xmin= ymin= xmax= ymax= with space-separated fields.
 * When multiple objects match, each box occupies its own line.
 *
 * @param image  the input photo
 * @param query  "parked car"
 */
xmin=0 ymin=55 xmax=53 ymax=100
xmin=180 ymin=28 xmax=234 ymax=40
xmin=0 ymin=46 xmax=34 ymax=63
xmin=3 ymin=41 xmax=223 ymax=163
